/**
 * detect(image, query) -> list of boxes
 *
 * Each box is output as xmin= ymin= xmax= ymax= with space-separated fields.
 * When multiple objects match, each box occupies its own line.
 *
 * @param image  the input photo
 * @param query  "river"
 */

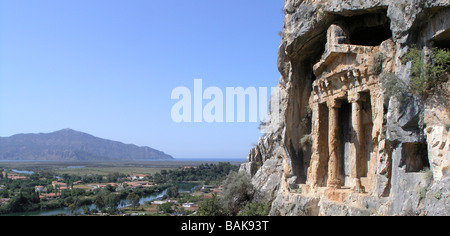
xmin=4 ymin=182 xmax=199 ymax=216
xmin=11 ymin=169 xmax=34 ymax=175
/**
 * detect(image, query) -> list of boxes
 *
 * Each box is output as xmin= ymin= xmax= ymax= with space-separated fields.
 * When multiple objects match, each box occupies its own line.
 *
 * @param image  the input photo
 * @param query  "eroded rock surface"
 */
xmin=241 ymin=0 xmax=450 ymax=216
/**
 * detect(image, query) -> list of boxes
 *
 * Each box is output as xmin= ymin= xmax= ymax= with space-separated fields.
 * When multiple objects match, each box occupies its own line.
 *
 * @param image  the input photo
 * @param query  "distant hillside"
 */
xmin=0 ymin=129 xmax=173 ymax=161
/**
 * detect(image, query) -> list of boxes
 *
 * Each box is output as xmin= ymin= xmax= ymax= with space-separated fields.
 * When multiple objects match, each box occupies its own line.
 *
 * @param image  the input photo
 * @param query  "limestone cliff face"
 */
xmin=241 ymin=0 xmax=450 ymax=216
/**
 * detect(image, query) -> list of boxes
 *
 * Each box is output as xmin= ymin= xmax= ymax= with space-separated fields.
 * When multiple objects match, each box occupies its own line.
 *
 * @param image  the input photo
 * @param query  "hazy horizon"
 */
xmin=0 ymin=128 xmax=247 ymax=160
xmin=0 ymin=0 xmax=283 ymax=159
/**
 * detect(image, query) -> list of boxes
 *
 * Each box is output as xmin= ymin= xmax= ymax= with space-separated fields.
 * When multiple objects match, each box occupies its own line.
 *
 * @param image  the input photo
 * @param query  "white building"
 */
xmin=182 ymin=203 xmax=195 ymax=208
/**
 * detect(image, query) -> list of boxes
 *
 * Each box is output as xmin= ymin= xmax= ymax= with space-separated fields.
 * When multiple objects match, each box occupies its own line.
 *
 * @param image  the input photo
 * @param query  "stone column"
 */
xmin=352 ymin=97 xmax=364 ymax=193
xmin=327 ymin=100 xmax=341 ymax=189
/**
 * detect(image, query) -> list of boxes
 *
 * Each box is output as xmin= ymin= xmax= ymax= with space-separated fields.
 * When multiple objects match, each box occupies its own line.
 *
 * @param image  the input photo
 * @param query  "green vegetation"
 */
xmin=380 ymin=47 xmax=449 ymax=100
xmin=221 ymin=171 xmax=255 ymax=216
xmin=378 ymin=46 xmax=449 ymax=133
xmin=0 ymin=162 xmax=240 ymax=215
xmin=416 ymin=167 xmax=434 ymax=205
xmin=197 ymin=193 xmax=225 ymax=216
xmin=158 ymin=202 xmax=174 ymax=214
xmin=379 ymin=72 xmax=408 ymax=101
xmin=152 ymin=162 xmax=238 ymax=184
xmin=198 ymin=171 xmax=271 ymax=216
xmin=56 ymin=166 xmax=171 ymax=177
xmin=238 ymin=201 xmax=272 ymax=216
xmin=165 ymin=185 xmax=179 ymax=198
xmin=0 ymin=168 xmax=171 ymax=215
xmin=401 ymin=47 xmax=449 ymax=97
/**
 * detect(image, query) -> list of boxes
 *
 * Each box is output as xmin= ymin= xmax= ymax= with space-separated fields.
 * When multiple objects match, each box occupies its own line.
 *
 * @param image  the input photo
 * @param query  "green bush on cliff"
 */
xmin=380 ymin=47 xmax=449 ymax=100
xmin=198 ymin=171 xmax=270 ymax=216
xmin=379 ymin=72 xmax=408 ymax=101
xmin=401 ymin=47 xmax=449 ymax=97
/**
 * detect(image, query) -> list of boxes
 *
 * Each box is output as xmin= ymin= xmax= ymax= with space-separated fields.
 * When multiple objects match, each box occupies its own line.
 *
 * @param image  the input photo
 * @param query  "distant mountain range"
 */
xmin=0 ymin=129 xmax=173 ymax=161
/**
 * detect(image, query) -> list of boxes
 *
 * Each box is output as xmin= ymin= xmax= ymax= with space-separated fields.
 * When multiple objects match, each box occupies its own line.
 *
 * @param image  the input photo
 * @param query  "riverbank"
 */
xmin=3 ymin=182 xmax=200 ymax=216
xmin=0 ymin=162 xmax=238 ymax=216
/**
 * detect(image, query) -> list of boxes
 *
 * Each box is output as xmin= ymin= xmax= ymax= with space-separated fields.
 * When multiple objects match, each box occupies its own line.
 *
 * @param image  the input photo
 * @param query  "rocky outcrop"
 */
xmin=241 ymin=0 xmax=449 ymax=216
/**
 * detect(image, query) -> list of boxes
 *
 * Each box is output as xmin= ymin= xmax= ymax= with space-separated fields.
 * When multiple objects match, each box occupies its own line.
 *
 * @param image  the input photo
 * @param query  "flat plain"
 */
xmin=0 ymin=160 xmax=244 ymax=176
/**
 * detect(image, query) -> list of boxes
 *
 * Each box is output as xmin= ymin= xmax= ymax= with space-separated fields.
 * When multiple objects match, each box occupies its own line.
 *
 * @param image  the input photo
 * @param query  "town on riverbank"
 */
xmin=0 ymin=161 xmax=240 ymax=216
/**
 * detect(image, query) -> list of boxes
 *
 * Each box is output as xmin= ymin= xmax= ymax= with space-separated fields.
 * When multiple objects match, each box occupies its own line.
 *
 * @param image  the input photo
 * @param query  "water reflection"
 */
xmin=5 ymin=183 xmax=199 ymax=216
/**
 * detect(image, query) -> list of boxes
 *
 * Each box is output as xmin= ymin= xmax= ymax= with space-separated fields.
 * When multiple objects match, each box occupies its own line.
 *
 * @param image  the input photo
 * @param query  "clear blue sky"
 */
xmin=0 ymin=0 xmax=284 ymax=159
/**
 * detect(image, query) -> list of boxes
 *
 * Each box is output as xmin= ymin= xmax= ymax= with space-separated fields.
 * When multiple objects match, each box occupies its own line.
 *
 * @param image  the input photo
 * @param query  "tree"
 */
xmin=158 ymin=202 xmax=173 ymax=214
xmin=69 ymin=203 xmax=77 ymax=215
xmin=94 ymin=193 xmax=106 ymax=211
xmin=379 ymin=47 xmax=449 ymax=133
xmin=221 ymin=171 xmax=255 ymax=216
xmin=127 ymin=192 xmax=140 ymax=209
xmin=401 ymin=46 xmax=450 ymax=97
xmin=30 ymin=191 xmax=40 ymax=204
xmin=166 ymin=186 xmax=179 ymax=198
xmin=1 ymin=189 xmax=9 ymax=198
xmin=3 ymin=172 xmax=8 ymax=184
xmin=6 ymin=190 xmax=29 ymax=212
xmin=153 ymin=173 xmax=164 ymax=184
xmin=238 ymin=201 xmax=271 ymax=216
xmin=104 ymin=184 xmax=115 ymax=193
xmin=197 ymin=193 xmax=225 ymax=216
xmin=107 ymin=172 xmax=121 ymax=183
xmin=82 ymin=205 xmax=91 ymax=215
xmin=380 ymin=47 xmax=449 ymax=101
xmin=105 ymin=194 xmax=120 ymax=213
